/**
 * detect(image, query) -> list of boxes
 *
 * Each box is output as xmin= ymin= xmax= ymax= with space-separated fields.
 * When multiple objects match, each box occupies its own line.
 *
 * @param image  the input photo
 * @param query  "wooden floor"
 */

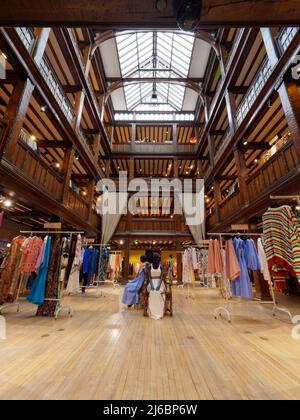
xmin=1 ymin=286 xmax=300 ymax=400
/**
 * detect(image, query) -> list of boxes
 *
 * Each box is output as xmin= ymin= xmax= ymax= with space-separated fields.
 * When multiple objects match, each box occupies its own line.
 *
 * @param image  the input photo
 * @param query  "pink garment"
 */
xmin=20 ymin=237 xmax=43 ymax=273
xmin=0 ymin=212 xmax=4 ymax=227
xmin=208 ymin=239 xmax=215 ymax=274
xmin=35 ymin=236 xmax=48 ymax=271
xmin=225 ymin=240 xmax=240 ymax=281
xmin=214 ymin=240 xmax=223 ymax=273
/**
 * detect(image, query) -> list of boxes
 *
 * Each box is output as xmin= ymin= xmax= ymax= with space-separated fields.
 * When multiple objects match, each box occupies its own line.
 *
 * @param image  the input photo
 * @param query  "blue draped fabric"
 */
xmin=245 ymin=239 xmax=261 ymax=271
xmin=122 ymin=268 xmax=145 ymax=305
xmin=27 ymin=236 xmax=52 ymax=306
xmin=83 ymin=248 xmax=100 ymax=285
xmin=231 ymin=238 xmax=253 ymax=298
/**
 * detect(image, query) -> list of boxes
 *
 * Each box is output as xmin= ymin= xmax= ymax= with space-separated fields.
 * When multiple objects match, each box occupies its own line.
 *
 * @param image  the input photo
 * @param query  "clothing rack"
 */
xmin=81 ymin=245 xmax=121 ymax=295
xmin=20 ymin=231 xmax=85 ymax=235
xmin=208 ymin=232 xmax=293 ymax=323
xmin=17 ymin=230 xmax=82 ymax=319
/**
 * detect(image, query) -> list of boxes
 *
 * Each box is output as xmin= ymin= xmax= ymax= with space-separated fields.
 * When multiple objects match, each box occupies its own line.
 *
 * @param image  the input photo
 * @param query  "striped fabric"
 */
xmin=263 ymin=206 xmax=300 ymax=283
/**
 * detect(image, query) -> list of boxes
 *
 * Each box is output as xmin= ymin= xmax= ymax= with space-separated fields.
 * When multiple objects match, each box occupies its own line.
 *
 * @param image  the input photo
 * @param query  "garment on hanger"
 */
xmin=27 ymin=236 xmax=52 ymax=306
xmin=263 ymin=205 xmax=300 ymax=283
xmin=98 ymin=248 xmax=110 ymax=282
xmin=19 ymin=236 xmax=43 ymax=273
xmin=231 ymin=238 xmax=253 ymax=298
xmin=66 ymin=235 xmax=82 ymax=294
xmin=257 ymin=238 xmax=271 ymax=283
xmin=82 ymin=246 xmax=99 ymax=286
xmin=37 ymin=236 xmax=64 ymax=317
xmin=225 ymin=240 xmax=240 ymax=281
xmin=208 ymin=240 xmax=223 ymax=274
xmin=0 ymin=235 xmax=25 ymax=303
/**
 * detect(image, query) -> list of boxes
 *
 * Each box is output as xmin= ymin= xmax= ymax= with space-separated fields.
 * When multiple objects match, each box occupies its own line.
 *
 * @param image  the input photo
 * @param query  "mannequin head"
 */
xmin=152 ymin=253 xmax=161 ymax=269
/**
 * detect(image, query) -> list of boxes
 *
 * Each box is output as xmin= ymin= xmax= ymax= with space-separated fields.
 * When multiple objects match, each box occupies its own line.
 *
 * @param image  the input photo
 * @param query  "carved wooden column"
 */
xmin=73 ymin=44 xmax=92 ymax=130
xmin=213 ymin=179 xmax=222 ymax=223
xmin=261 ymin=27 xmax=300 ymax=160
xmin=176 ymin=240 xmax=183 ymax=284
xmin=234 ymin=147 xmax=249 ymax=206
xmin=219 ymin=44 xmax=237 ymax=135
xmin=32 ymin=28 xmax=51 ymax=65
xmin=62 ymin=146 xmax=76 ymax=203
xmin=87 ymin=177 xmax=96 ymax=224
xmin=93 ymin=133 xmax=102 ymax=163
xmin=4 ymin=28 xmax=51 ymax=159
xmin=123 ymin=239 xmax=130 ymax=281
xmin=105 ymin=159 xmax=111 ymax=178
xmin=4 ymin=78 xmax=35 ymax=159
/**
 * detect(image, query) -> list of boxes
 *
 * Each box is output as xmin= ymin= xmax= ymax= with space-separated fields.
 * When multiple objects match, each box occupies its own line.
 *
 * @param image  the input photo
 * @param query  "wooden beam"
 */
xmin=228 ymin=85 xmax=250 ymax=95
xmin=210 ymin=130 xmax=226 ymax=136
xmin=217 ymin=175 xmax=236 ymax=181
xmin=37 ymin=140 xmax=70 ymax=148
xmin=242 ymin=142 xmax=270 ymax=150
xmin=62 ymin=84 xmax=82 ymax=93
xmin=1 ymin=1 xmax=300 ymax=27
xmin=83 ymin=128 xmax=100 ymax=135
xmin=0 ymin=70 xmax=18 ymax=85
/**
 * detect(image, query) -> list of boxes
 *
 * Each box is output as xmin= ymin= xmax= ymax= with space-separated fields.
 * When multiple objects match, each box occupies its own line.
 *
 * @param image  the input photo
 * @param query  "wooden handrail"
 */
xmin=17 ymin=139 xmax=64 ymax=183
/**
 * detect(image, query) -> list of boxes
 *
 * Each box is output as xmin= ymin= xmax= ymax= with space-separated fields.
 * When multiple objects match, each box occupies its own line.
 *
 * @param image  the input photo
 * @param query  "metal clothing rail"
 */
xmin=207 ymin=232 xmax=293 ymax=324
xmin=19 ymin=230 xmax=83 ymax=319
xmin=20 ymin=231 xmax=85 ymax=235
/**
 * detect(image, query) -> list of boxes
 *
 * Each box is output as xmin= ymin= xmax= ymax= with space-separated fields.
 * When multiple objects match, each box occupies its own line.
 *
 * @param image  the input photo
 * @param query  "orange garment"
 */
xmin=225 ymin=240 xmax=240 ymax=281
xmin=20 ymin=237 xmax=44 ymax=273
xmin=214 ymin=240 xmax=223 ymax=273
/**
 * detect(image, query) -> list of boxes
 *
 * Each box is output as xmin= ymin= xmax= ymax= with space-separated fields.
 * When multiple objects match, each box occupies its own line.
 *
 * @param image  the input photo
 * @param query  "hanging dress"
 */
xmin=231 ymin=238 xmax=253 ymax=298
xmin=66 ymin=235 xmax=82 ymax=294
xmin=27 ymin=236 xmax=52 ymax=306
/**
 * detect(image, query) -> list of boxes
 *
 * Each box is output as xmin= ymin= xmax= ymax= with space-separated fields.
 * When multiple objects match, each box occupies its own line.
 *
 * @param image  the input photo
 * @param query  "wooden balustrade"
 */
xmin=247 ymin=139 xmax=299 ymax=202
xmin=219 ymin=190 xmax=242 ymax=220
xmin=91 ymin=210 xmax=101 ymax=229
xmin=65 ymin=188 xmax=89 ymax=220
xmin=10 ymin=140 xmax=64 ymax=200
xmin=206 ymin=210 xmax=217 ymax=231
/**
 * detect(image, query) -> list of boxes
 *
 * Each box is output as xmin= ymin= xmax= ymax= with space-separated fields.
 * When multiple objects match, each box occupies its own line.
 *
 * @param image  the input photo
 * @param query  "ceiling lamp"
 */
xmin=3 ymin=199 xmax=13 ymax=208
xmin=173 ymin=0 xmax=202 ymax=31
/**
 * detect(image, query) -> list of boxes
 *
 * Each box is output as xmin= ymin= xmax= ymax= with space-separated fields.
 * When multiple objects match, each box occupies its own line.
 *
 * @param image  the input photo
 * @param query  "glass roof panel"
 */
xmin=116 ymin=31 xmax=195 ymax=113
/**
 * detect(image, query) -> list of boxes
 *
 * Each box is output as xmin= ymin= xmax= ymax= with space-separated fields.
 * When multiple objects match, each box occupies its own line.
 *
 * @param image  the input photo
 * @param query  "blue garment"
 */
xmin=122 ymin=268 xmax=145 ymax=305
xmin=231 ymin=238 xmax=253 ymax=298
xmin=245 ymin=239 xmax=261 ymax=271
xmin=83 ymin=248 xmax=99 ymax=285
xmin=27 ymin=236 xmax=52 ymax=306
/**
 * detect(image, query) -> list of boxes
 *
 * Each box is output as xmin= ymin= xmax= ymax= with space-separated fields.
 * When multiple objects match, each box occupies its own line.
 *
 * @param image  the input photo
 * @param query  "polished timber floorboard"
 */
xmin=1 ymin=286 xmax=300 ymax=400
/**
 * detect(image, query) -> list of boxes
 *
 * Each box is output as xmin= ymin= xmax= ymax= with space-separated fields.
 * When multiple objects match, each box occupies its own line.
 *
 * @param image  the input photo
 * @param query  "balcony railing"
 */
xmin=112 ymin=142 xmax=196 ymax=155
xmin=207 ymin=139 xmax=299 ymax=231
xmin=235 ymin=58 xmax=273 ymax=127
xmin=214 ymin=128 xmax=231 ymax=164
xmin=247 ymin=138 xmax=299 ymax=202
xmin=219 ymin=190 xmax=242 ymax=220
xmin=9 ymin=137 xmax=64 ymax=200
xmin=16 ymin=27 xmax=36 ymax=53
xmin=65 ymin=188 xmax=89 ymax=220
xmin=39 ymin=56 xmax=75 ymax=124
xmin=277 ymin=27 xmax=300 ymax=54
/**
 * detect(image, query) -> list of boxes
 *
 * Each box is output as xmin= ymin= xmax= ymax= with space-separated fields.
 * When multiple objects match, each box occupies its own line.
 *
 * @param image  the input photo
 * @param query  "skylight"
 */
xmin=116 ymin=31 xmax=195 ymax=113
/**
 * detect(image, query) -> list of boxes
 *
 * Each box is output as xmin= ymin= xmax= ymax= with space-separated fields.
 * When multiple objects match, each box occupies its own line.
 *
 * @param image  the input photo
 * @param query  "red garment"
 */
xmin=20 ymin=237 xmax=43 ymax=273
xmin=214 ymin=240 xmax=223 ymax=274
xmin=225 ymin=240 xmax=240 ymax=281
